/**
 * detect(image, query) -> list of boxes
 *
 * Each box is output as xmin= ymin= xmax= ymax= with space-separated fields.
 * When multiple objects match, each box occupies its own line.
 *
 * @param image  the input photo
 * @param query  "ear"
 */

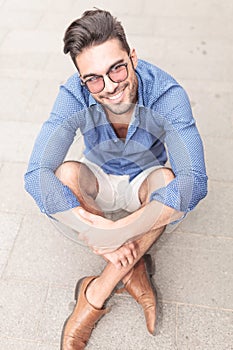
xmin=130 ymin=48 xmax=138 ymax=69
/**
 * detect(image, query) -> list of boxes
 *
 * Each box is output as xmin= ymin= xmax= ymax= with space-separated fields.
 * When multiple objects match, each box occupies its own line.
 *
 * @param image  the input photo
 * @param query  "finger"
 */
xmin=105 ymin=253 xmax=123 ymax=270
xmin=132 ymin=247 xmax=138 ymax=259
xmin=121 ymin=246 xmax=137 ymax=262
xmin=120 ymin=257 xmax=129 ymax=268
xmin=127 ymin=242 xmax=138 ymax=259
xmin=115 ymin=262 xmax=122 ymax=270
xmin=126 ymin=254 xmax=134 ymax=265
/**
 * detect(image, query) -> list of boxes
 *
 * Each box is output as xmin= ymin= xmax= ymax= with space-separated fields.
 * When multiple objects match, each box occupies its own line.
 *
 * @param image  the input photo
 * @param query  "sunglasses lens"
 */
xmin=84 ymin=63 xmax=128 ymax=94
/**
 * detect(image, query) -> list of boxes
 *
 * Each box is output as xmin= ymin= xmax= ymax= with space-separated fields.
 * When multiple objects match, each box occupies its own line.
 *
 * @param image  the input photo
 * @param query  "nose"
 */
xmin=103 ymin=75 xmax=118 ymax=93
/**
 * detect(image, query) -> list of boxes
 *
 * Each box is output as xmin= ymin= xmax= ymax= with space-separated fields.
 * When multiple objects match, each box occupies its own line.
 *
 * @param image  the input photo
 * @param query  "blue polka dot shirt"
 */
xmin=24 ymin=59 xmax=208 ymax=216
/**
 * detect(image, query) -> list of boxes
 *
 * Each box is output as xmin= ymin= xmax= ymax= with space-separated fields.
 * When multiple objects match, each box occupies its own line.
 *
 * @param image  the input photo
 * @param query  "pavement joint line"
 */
xmin=0 ymin=28 xmax=9 ymax=45
xmin=172 ymin=230 xmax=233 ymax=241
xmin=1 ymin=214 xmax=24 ymax=277
xmin=0 ymin=335 xmax=59 ymax=346
xmin=0 ymin=209 xmax=40 ymax=216
xmin=34 ymin=282 xmax=50 ymax=339
xmin=0 ymin=276 xmax=50 ymax=288
xmin=208 ymin=178 xmax=233 ymax=185
xmin=161 ymin=299 xmax=233 ymax=313
xmin=25 ymin=79 xmax=40 ymax=108
xmin=0 ymin=275 xmax=80 ymax=291
xmin=204 ymin=135 xmax=233 ymax=141
xmin=0 ymin=160 xmax=28 ymax=165
xmin=175 ymin=303 xmax=178 ymax=346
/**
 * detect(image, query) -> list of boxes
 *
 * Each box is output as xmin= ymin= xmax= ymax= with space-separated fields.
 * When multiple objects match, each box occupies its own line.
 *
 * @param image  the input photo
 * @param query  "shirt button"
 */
xmin=113 ymin=139 xmax=118 ymax=143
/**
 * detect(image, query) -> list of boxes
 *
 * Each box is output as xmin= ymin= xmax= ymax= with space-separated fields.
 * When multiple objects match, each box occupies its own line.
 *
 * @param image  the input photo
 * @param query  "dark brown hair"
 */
xmin=63 ymin=9 xmax=130 ymax=68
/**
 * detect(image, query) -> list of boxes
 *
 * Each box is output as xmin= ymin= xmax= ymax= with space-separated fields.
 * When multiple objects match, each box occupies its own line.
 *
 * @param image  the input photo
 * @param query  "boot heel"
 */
xmin=144 ymin=254 xmax=155 ymax=277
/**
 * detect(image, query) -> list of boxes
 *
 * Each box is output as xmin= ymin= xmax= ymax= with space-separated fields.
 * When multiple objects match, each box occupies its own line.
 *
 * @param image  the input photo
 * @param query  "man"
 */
xmin=24 ymin=9 xmax=208 ymax=349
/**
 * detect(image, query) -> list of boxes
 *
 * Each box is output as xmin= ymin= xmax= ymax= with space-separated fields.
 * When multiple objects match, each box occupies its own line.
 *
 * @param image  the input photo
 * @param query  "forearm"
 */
xmin=114 ymin=199 xmax=184 ymax=234
xmin=67 ymin=200 xmax=183 ymax=251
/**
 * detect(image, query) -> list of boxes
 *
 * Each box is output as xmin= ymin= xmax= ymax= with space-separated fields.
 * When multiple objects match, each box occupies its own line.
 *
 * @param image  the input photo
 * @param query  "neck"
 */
xmin=104 ymin=104 xmax=136 ymax=125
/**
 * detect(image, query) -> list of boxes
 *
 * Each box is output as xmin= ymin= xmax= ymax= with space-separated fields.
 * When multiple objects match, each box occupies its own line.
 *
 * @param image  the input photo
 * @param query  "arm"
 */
xmin=24 ymin=82 xmax=84 ymax=215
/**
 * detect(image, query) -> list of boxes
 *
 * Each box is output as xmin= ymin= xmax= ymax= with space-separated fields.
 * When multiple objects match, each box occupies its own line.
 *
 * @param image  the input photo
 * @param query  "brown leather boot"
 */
xmin=119 ymin=255 xmax=157 ymax=335
xmin=61 ymin=276 xmax=109 ymax=349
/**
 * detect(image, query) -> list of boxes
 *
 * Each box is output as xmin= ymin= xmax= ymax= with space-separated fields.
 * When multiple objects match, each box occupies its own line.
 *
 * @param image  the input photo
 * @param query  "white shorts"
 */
xmin=51 ymin=159 xmax=182 ymax=248
xmin=81 ymin=158 xmax=164 ymax=213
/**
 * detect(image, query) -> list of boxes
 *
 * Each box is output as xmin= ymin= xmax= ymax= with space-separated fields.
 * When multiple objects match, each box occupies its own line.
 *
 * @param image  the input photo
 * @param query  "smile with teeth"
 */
xmin=107 ymin=90 xmax=124 ymax=100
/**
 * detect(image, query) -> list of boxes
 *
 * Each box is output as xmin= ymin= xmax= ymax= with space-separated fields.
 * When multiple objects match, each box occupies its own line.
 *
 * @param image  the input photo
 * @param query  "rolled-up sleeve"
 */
xmin=150 ymin=86 xmax=208 ymax=213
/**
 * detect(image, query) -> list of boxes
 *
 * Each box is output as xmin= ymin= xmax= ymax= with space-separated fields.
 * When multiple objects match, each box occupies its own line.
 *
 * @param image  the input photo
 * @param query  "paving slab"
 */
xmin=46 ymin=0 xmax=75 ymax=13
xmin=0 ymin=53 xmax=48 ymax=78
xmin=2 ymin=0 xmax=52 ymax=11
xmin=0 ymin=212 xmax=23 ymax=249
xmin=153 ymin=37 xmax=233 ymax=81
xmin=0 ymin=250 xmax=10 ymax=277
xmin=25 ymin=78 xmax=65 ymax=124
xmin=0 ymin=78 xmax=37 ymax=121
xmin=44 ymin=53 xmax=75 ymax=79
xmin=0 ymin=9 xmax=42 ymax=30
xmin=86 ymin=296 xmax=177 ymax=350
xmin=0 ymin=29 xmax=8 ymax=44
xmin=129 ymin=35 xmax=165 ymax=63
xmin=0 ymin=162 xmax=40 ymax=215
xmin=204 ymin=137 xmax=233 ymax=182
xmin=0 ymin=30 xmax=61 ymax=54
xmin=36 ymin=11 xmax=78 ymax=31
xmin=188 ymin=88 xmax=233 ymax=139
xmin=177 ymin=304 xmax=233 ymax=350
xmin=0 ymin=121 xmax=42 ymax=162
xmin=0 ymin=338 xmax=43 ymax=350
xmin=3 ymin=214 xmax=105 ymax=285
xmin=117 ymin=16 xmax=159 ymax=36
xmin=153 ymin=16 xmax=233 ymax=40
xmin=178 ymin=180 xmax=233 ymax=238
xmin=151 ymin=231 xmax=233 ymax=309
xmin=36 ymin=343 xmax=59 ymax=350
xmin=36 ymin=284 xmax=73 ymax=343
xmin=71 ymin=0 xmax=144 ymax=17
xmin=143 ymin=0 xmax=233 ymax=19
xmin=0 ymin=279 xmax=48 ymax=339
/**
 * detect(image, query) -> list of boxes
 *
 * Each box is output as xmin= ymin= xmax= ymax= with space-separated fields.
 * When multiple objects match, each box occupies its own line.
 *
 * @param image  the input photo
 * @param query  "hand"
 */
xmin=94 ymin=242 xmax=138 ymax=270
xmin=75 ymin=207 xmax=115 ymax=229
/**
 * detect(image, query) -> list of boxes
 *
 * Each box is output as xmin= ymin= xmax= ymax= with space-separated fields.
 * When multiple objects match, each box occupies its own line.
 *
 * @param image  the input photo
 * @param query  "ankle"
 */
xmin=122 ymin=267 xmax=134 ymax=285
xmin=85 ymin=277 xmax=108 ymax=310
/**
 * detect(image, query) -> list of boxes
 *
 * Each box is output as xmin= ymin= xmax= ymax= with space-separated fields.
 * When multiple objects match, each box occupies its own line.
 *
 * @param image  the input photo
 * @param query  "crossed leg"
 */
xmin=55 ymin=161 xmax=175 ymax=300
xmin=55 ymin=161 xmax=175 ymax=347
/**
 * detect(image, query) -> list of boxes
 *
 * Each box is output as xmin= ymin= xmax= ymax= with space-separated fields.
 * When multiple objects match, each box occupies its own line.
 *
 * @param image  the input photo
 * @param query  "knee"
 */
xmin=139 ymin=167 xmax=175 ymax=205
xmin=55 ymin=161 xmax=98 ymax=198
xmin=55 ymin=161 xmax=81 ymax=185
xmin=161 ymin=167 xmax=175 ymax=186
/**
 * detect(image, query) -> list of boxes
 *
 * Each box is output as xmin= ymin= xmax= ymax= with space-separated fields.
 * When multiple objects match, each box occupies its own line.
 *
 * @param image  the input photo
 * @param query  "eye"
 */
xmin=86 ymin=76 xmax=102 ymax=84
xmin=110 ymin=64 xmax=125 ymax=73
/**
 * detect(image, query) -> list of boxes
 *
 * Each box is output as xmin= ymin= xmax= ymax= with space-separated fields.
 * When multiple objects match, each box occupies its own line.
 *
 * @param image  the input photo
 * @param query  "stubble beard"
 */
xmin=100 ymin=76 xmax=138 ymax=116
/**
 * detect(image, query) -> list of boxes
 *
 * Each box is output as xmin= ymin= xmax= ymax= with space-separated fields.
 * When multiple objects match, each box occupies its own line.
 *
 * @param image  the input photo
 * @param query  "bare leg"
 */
xmin=86 ymin=226 xmax=164 ymax=309
xmin=55 ymin=161 xmax=103 ymax=216
xmin=85 ymin=169 xmax=175 ymax=329
xmin=56 ymin=163 xmax=173 ymax=308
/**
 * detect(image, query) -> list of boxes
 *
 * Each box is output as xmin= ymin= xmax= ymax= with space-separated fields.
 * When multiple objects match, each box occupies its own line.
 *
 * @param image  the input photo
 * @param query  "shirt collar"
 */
xmin=136 ymin=70 xmax=144 ymax=107
xmin=88 ymin=94 xmax=97 ymax=107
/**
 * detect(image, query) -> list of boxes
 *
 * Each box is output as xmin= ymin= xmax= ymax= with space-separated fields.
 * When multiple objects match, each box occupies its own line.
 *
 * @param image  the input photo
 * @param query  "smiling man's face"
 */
xmin=76 ymin=38 xmax=138 ymax=117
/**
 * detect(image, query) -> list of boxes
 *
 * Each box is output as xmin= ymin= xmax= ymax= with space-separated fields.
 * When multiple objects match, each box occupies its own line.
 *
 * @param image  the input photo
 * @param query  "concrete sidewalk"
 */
xmin=0 ymin=0 xmax=233 ymax=349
